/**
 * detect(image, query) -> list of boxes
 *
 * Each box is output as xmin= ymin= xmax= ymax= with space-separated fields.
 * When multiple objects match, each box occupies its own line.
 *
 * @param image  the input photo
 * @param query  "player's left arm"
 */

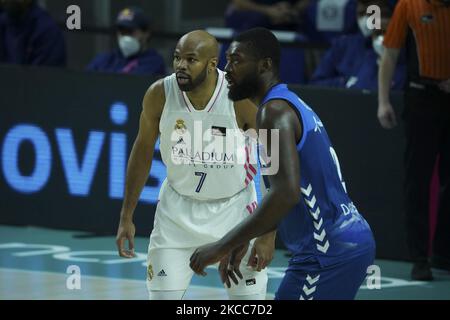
xmin=190 ymin=99 xmax=302 ymax=274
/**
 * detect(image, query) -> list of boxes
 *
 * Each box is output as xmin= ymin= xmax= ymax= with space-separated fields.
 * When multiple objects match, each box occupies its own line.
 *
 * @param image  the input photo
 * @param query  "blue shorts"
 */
xmin=275 ymin=248 xmax=375 ymax=300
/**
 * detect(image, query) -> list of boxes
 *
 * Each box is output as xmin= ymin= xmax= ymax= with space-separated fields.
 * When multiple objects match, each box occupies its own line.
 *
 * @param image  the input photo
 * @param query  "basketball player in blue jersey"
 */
xmin=116 ymin=30 xmax=274 ymax=300
xmin=190 ymin=28 xmax=376 ymax=300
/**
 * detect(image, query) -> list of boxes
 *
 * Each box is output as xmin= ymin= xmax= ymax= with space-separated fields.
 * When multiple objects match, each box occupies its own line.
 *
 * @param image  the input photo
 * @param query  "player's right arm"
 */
xmin=116 ymin=79 xmax=165 ymax=258
xmin=377 ymin=47 xmax=400 ymax=129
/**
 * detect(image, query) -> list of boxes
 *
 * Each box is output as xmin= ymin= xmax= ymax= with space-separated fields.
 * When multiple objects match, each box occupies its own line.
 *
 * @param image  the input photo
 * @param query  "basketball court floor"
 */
xmin=1 ymin=225 xmax=449 ymax=300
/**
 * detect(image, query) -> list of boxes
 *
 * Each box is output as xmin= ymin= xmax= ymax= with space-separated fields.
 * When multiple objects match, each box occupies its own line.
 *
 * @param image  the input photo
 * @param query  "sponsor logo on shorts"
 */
xmin=245 ymin=278 xmax=256 ymax=286
xmin=157 ymin=269 xmax=167 ymax=277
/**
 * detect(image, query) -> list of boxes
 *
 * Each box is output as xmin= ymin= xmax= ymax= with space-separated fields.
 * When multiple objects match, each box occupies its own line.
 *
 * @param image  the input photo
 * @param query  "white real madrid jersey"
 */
xmin=159 ymin=69 xmax=257 ymax=200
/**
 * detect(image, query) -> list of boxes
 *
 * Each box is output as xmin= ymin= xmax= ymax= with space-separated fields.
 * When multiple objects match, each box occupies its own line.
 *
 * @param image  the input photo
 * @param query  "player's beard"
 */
xmin=177 ymin=64 xmax=208 ymax=92
xmin=228 ymin=72 xmax=262 ymax=101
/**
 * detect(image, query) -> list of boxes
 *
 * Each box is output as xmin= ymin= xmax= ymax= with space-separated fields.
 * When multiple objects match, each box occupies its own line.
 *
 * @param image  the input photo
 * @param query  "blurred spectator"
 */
xmin=225 ymin=0 xmax=310 ymax=31
xmin=310 ymin=0 xmax=405 ymax=90
xmin=87 ymin=7 xmax=166 ymax=76
xmin=0 ymin=0 xmax=66 ymax=66
xmin=303 ymin=0 xmax=358 ymax=43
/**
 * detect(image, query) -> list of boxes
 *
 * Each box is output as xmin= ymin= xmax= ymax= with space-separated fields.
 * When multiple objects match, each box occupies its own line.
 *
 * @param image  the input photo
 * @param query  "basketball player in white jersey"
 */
xmin=115 ymin=30 xmax=273 ymax=300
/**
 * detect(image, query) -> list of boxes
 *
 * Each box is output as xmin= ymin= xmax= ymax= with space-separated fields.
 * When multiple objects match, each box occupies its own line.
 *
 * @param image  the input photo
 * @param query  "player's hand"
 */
xmin=190 ymin=241 xmax=227 ymax=276
xmin=218 ymin=243 xmax=249 ymax=288
xmin=247 ymin=236 xmax=275 ymax=271
xmin=377 ymin=102 xmax=397 ymax=129
xmin=116 ymin=217 xmax=136 ymax=258
xmin=438 ymin=78 xmax=450 ymax=93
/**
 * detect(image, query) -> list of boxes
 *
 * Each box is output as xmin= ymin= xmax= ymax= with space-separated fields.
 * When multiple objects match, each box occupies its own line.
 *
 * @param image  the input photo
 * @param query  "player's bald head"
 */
xmin=176 ymin=30 xmax=219 ymax=59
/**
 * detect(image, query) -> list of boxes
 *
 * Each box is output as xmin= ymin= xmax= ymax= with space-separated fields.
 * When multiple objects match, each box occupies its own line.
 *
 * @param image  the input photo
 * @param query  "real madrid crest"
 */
xmin=175 ymin=119 xmax=187 ymax=134
xmin=147 ymin=264 xmax=154 ymax=281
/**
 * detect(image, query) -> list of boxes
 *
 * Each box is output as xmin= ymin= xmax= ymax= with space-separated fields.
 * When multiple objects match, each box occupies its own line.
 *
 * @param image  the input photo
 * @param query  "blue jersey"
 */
xmin=261 ymin=84 xmax=374 ymax=266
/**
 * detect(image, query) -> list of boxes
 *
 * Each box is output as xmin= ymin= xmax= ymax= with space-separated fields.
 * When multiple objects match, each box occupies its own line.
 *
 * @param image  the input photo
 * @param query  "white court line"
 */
xmin=0 ymin=267 xmax=274 ymax=300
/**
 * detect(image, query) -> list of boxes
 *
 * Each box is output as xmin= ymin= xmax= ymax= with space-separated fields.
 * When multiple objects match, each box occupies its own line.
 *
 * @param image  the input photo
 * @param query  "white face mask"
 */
xmin=372 ymin=35 xmax=384 ymax=56
xmin=357 ymin=16 xmax=372 ymax=38
xmin=118 ymin=35 xmax=141 ymax=58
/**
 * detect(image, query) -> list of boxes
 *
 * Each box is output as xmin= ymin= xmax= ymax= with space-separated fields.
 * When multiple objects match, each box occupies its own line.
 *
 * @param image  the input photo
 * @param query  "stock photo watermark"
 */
xmin=66 ymin=265 xmax=82 ymax=290
xmin=64 ymin=4 xmax=384 ymax=32
xmin=366 ymin=5 xmax=382 ymax=30
xmin=366 ymin=264 xmax=382 ymax=290
xmin=66 ymin=5 xmax=81 ymax=30
xmin=169 ymin=120 xmax=280 ymax=176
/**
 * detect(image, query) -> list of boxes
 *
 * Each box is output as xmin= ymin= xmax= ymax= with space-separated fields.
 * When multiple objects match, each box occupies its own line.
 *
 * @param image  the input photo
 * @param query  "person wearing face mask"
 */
xmin=310 ymin=0 xmax=405 ymax=90
xmin=87 ymin=7 xmax=166 ymax=76
xmin=0 ymin=0 xmax=66 ymax=66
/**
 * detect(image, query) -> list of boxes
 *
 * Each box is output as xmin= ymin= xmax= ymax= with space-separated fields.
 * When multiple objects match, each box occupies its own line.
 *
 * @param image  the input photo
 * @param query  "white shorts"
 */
xmin=146 ymin=180 xmax=267 ymax=296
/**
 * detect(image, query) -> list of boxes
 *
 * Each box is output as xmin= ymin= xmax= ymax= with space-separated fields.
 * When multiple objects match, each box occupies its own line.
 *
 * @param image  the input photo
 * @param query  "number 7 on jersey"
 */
xmin=195 ymin=172 xmax=207 ymax=193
